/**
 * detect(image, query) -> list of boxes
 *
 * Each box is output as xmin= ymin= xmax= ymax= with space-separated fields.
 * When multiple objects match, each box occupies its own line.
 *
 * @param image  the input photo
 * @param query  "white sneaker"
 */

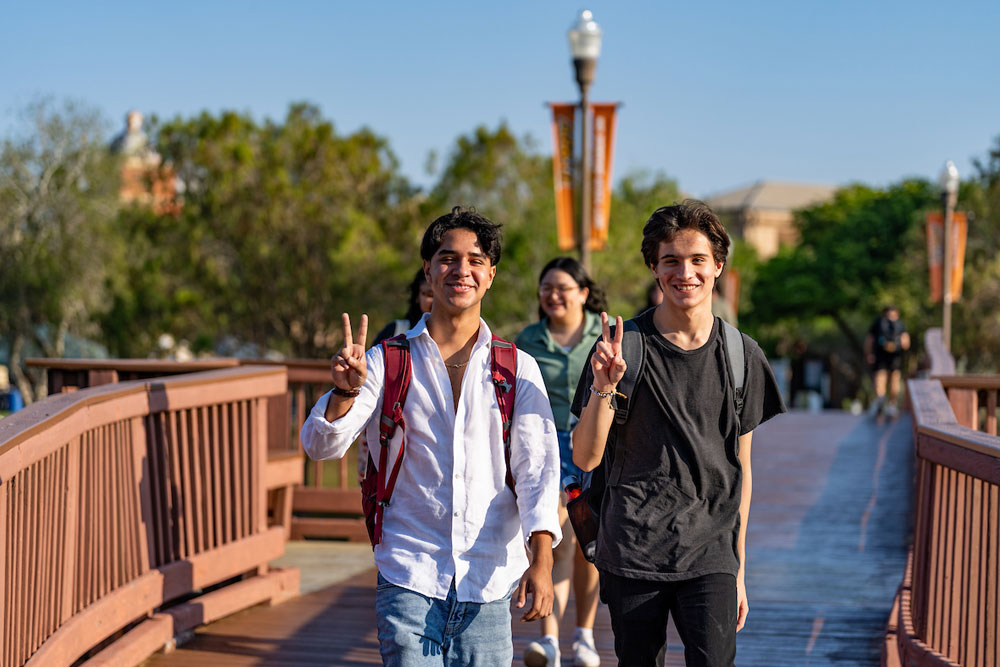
xmin=524 ymin=637 xmax=560 ymax=667
xmin=885 ymin=404 xmax=899 ymax=418
xmin=572 ymin=635 xmax=601 ymax=667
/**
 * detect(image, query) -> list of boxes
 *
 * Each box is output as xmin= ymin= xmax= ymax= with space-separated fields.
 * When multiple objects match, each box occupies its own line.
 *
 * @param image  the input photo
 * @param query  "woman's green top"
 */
xmin=515 ymin=310 xmax=602 ymax=432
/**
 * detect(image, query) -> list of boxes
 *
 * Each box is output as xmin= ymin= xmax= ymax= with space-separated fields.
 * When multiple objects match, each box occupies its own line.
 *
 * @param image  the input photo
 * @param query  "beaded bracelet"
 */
xmin=331 ymin=385 xmax=362 ymax=398
xmin=590 ymin=385 xmax=627 ymax=400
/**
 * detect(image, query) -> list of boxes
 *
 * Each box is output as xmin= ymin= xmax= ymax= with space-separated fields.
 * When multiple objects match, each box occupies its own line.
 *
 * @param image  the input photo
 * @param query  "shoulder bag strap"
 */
xmin=490 ymin=336 xmax=518 ymax=497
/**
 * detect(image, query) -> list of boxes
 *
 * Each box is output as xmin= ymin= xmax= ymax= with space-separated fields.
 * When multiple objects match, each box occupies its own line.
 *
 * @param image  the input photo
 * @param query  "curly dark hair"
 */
xmin=420 ymin=206 xmax=503 ymax=265
xmin=640 ymin=200 xmax=730 ymax=268
xmin=536 ymin=256 xmax=608 ymax=320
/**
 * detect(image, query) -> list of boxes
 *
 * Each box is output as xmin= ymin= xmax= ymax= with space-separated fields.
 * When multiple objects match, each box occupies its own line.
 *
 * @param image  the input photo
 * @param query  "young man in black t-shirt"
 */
xmin=572 ymin=202 xmax=785 ymax=667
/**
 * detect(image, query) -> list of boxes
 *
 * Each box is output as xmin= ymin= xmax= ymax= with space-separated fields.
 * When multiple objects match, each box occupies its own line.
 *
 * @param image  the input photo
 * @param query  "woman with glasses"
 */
xmin=516 ymin=257 xmax=607 ymax=667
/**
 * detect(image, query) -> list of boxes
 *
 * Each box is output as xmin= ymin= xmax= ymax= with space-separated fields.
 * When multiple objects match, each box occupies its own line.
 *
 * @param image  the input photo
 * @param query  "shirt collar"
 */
xmin=408 ymin=313 xmax=495 ymax=354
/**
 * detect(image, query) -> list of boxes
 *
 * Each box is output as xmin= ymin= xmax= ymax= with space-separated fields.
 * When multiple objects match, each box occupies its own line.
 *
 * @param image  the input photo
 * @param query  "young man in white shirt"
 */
xmin=300 ymin=207 xmax=561 ymax=666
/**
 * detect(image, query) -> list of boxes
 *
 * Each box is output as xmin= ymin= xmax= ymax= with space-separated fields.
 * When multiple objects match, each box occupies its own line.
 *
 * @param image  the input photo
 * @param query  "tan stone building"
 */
xmin=705 ymin=181 xmax=837 ymax=259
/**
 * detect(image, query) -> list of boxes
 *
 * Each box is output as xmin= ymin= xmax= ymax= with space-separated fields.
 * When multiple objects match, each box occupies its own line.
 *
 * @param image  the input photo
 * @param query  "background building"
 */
xmin=706 ymin=180 xmax=837 ymax=259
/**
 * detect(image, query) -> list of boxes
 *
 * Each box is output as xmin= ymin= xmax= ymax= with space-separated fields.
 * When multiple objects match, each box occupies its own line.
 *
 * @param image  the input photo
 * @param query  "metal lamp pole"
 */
xmin=939 ymin=160 xmax=959 ymax=354
xmin=569 ymin=10 xmax=602 ymax=274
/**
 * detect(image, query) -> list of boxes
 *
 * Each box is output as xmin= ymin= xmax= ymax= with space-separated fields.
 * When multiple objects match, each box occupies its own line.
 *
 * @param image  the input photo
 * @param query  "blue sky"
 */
xmin=2 ymin=0 xmax=998 ymax=198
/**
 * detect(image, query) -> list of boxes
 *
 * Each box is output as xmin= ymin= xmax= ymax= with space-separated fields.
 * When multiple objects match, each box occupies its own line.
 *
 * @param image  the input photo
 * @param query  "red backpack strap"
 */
xmin=373 ymin=334 xmax=411 ymax=545
xmin=490 ymin=335 xmax=517 ymax=497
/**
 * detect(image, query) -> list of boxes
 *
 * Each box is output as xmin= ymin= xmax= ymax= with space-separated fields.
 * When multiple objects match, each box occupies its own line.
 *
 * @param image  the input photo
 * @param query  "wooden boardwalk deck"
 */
xmin=148 ymin=410 xmax=913 ymax=666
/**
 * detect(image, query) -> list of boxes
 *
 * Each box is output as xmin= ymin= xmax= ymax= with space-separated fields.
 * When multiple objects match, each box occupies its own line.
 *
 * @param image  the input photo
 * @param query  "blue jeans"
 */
xmin=558 ymin=428 xmax=587 ymax=489
xmin=375 ymin=573 xmax=513 ymax=666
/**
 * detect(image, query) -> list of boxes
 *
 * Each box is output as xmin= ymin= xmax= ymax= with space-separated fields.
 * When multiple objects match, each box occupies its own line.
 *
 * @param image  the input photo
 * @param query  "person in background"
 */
xmin=516 ymin=257 xmax=606 ymax=667
xmin=864 ymin=305 xmax=910 ymax=418
xmin=359 ymin=269 xmax=437 ymax=483
xmin=372 ymin=268 xmax=435 ymax=346
xmin=637 ymin=279 xmax=663 ymax=317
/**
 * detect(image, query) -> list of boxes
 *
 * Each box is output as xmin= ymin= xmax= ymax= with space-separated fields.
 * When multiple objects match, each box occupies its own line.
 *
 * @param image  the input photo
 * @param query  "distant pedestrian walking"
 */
xmin=864 ymin=305 xmax=910 ymax=418
xmin=371 ymin=268 xmax=435 ymax=345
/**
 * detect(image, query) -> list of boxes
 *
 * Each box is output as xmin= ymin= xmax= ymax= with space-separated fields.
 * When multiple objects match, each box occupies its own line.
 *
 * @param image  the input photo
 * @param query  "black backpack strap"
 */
xmin=719 ymin=318 xmax=746 ymax=416
xmin=606 ymin=318 xmax=645 ymax=486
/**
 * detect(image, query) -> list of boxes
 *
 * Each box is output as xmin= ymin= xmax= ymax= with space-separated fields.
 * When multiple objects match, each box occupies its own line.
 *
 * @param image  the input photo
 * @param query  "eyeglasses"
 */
xmin=539 ymin=285 xmax=579 ymax=297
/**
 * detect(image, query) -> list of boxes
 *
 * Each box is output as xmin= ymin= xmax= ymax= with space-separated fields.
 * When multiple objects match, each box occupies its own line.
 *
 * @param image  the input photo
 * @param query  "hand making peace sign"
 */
xmin=331 ymin=313 xmax=368 ymax=393
xmin=591 ymin=312 xmax=627 ymax=391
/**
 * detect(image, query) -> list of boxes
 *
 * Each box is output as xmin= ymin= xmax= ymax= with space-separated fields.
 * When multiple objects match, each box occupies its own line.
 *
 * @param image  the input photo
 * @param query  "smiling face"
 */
xmin=650 ymin=228 xmax=724 ymax=313
xmin=423 ymin=228 xmax=496 ymax=315
xmin=538 ymin=268 xmax=589 ymax=324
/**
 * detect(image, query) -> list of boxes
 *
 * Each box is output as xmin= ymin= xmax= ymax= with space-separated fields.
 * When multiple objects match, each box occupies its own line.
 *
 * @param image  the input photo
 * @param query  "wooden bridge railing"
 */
xmin=25 ymin=358 xmax=365 ymax=541
xmin=885 ymin=330 xmax=1000 ymax=666
xmin=0 ymin=366 xmax=300 ymax=666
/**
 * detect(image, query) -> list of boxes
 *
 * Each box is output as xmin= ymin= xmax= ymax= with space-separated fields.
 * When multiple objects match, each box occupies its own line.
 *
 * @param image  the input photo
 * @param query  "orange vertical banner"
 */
xmin=549 ymin=103 xmax=576 ymax=251
xmin=926 ymin=211 xmax=968 ymax=303
xmin=590 ymin=103 xmax=619 ymax=250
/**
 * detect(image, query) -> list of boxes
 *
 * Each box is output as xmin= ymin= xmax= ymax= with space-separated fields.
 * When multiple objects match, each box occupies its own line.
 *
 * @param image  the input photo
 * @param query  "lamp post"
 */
xmin=939 ymin=160 xmax=959 ymax=354
xmin=568 ymin=9 xmax=602 ymax=274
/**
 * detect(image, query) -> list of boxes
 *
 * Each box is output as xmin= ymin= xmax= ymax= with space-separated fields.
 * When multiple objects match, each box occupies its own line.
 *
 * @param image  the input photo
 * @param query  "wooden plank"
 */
xmin=87 ymin=369 xmax=119 ymax=387
xmin=81 ymin=613 xmax=173 ymax=667
xmin=84 ymin=568 xmax=299 ymax=667
xmin=987 ymin=390 xmax=998 ymax=436
xmin=918 ymin=434 xmax=1000 ymax=486
xmin=220 ymin=403 xmax=233 ymax=545
xmin=987 ymin=484 xmax=998 ymax=666
xmin=947 ymin=472 xmax=965 ymax=659
xmin=265 ymin=450 xmax=304 ymax=489
xmin=132 ymin=417 xmax=154 ymax=573
xmin=289 ymin=517 xmax=370 ymax=542
xmin=233 ymin=401 xmax=246 ymax=540
xmin=254 ymin=398 xmax=269 ymax=534
xmin=159 ymin=527 xmax=286 ymax=602
xmin=292 ymin=486 xmax=363 ymax=515
xmin=948 ymin=387 xmax=978 ymax=430
xmin=190 ymin=407 xmax=206 ymax=554
xmin=0 ymin=478 xmax=6 ymax=667
xmin=210 ymin=403 xmax=223 ymax=549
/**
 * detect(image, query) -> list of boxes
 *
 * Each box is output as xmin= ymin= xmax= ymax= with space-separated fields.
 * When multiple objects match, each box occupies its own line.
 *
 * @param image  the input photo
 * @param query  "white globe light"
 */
xmin=939 ymin=160 xmax=959 ymax=195
xmin=569 ymin=9 xmax=603 ymax=60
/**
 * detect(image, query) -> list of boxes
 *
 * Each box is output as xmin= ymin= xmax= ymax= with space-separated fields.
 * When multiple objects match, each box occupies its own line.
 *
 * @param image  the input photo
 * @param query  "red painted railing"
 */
xmin=0 ymin=366 xmax=299 ymax=666
xmin=885 ymin=331 xmax=999 ymax=666
xmin=26 ymin=358 xmax=365 ymax=541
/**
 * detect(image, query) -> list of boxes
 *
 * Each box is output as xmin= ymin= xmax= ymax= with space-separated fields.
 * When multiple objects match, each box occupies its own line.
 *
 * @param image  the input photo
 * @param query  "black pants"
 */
xmin=600 ymin=571 xmax=737 ymax=667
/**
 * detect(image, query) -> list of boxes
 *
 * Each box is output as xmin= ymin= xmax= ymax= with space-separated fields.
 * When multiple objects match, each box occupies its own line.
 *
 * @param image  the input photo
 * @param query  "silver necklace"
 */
xmin=445 ymin=360 xmax=469 ymax=369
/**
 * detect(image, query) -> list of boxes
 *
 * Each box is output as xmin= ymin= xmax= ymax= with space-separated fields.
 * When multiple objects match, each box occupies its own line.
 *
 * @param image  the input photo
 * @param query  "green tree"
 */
xmin=952 ymin=135 xmax=1000 ymax=371
xmin=0 ymin=98 xmax=120 ymax=402
xmin=103 ymin=103 xmax=424 ymax=359
xmin=423 ymin=125 xmax=681 ymax=337
xmin=743 ymin=179 xmax=938 ymax=362
xmin=422 ymin=123 xmax=557 ymax=338
xmin=598 ymin=170 xmax=681 ymax=316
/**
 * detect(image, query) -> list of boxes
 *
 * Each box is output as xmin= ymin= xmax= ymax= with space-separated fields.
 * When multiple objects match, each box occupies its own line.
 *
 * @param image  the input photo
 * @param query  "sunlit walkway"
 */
xmin=148 ymin=410 xmax=912 ymax=666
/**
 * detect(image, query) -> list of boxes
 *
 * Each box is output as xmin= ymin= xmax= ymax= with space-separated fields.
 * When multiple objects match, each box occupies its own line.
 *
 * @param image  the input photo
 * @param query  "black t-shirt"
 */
xmin=571 ymin=312 xmax=785 ymax=581
xmin=869 ymin=316 xmax=907 ymax=357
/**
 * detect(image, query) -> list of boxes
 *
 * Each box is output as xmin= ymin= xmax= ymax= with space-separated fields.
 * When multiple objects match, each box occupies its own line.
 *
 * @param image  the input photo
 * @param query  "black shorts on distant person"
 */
xmin=873 ymin=353 xmax=903 ymax=372
xmin=600 ymin=570 xmax=737 ymax=667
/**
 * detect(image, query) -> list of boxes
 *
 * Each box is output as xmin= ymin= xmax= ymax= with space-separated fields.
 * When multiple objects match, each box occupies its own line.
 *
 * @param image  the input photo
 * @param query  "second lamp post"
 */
xmin=569 ymin=10 xmax=602 ymax=274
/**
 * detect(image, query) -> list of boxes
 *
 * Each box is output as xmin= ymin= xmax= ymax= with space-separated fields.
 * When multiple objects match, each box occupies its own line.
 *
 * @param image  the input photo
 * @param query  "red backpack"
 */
xmin=361 ymin=334 xmax=518 ymax=547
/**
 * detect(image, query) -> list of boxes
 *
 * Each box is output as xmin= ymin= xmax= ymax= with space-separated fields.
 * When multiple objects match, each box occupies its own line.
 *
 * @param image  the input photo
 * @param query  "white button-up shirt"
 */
xmin=300 ymin=316 xmax=561 ymax=603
